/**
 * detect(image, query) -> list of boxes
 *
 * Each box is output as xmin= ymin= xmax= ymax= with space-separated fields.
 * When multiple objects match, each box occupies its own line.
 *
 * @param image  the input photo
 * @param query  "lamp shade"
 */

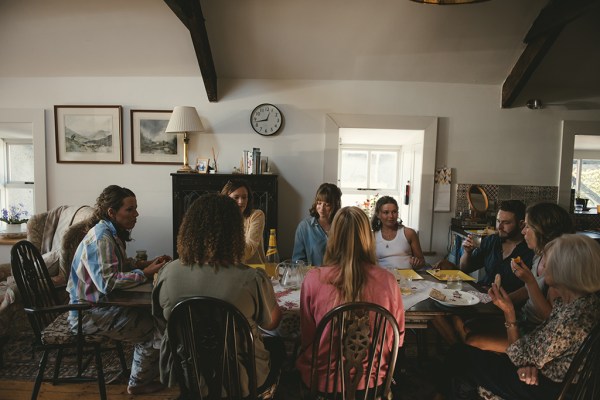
xmin=165 ymin=106 xmax=205 ymax=134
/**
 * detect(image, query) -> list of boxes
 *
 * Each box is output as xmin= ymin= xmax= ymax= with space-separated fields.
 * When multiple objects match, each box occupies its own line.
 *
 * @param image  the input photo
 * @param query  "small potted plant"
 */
xmin=1 ymin=203 xmax=29 ymax=234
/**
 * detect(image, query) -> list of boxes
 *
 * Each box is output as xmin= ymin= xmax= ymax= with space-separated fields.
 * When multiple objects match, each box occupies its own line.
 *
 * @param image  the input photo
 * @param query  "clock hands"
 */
xmin=255 ymin=112 xmax=270 ymax=122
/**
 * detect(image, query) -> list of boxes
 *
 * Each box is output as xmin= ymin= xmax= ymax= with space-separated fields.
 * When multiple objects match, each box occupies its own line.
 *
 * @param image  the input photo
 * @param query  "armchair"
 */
xmin=0 ymin=205 xmax=93 ymax=340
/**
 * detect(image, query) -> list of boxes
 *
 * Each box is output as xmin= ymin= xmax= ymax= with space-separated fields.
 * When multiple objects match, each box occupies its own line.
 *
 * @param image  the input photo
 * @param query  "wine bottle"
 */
xmin=265 ymin=229 xmax=280 ymax=279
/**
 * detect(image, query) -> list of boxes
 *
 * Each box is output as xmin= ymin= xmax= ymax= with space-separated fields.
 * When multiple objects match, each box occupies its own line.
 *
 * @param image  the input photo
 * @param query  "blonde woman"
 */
xmin=296 ymin=206 xmax=405 ymax=392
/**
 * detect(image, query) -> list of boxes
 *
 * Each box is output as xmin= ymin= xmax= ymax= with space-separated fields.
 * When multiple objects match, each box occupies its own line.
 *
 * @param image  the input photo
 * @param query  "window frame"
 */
xmin=0 ymin=138 xmax=34 ymax=212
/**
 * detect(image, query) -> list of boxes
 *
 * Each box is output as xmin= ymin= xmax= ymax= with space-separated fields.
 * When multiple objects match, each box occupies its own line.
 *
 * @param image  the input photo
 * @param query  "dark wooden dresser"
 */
xmin=171 ymin=173 xmax=278 ymax=258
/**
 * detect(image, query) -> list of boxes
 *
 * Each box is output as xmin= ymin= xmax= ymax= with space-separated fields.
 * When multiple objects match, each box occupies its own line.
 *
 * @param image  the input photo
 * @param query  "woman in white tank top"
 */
xmin=371 ymin=196 xmax=425 ymax=270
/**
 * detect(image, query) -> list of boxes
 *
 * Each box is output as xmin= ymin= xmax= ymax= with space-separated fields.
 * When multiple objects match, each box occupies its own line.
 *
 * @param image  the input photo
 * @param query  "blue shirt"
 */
xmin=470 ymin=234 xmax=534 ymax=292
xmin=292 ymin=216 xmax=328 ymax=267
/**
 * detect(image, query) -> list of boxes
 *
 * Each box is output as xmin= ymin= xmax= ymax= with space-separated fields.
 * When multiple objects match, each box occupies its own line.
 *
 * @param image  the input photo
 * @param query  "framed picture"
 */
xmin=54 ymin=105 xmax=123 ymax=163
xmin=130 ymin=110 xmax=182 ymax=164
xmin=196 ymin=158 xmax=209 ymax=174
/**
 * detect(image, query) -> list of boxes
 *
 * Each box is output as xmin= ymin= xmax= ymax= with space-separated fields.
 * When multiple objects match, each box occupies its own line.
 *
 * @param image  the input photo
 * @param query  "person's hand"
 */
xmin=517 ymin=366 xmax=539 ymax=385
xmin=512 ymin=258 xmax=535 ymax=285
xmin=143 ymin=257 xmax=170 ymax=277
xmin=489 ymin=282 xmax=515 ymax=315
xmin=410 ymin=256 xmax=424 ymax=269
xmin=152 ymin=255 xmax=172 ymax=264
xmin=462 ymin=235 xmax=475 ymax=253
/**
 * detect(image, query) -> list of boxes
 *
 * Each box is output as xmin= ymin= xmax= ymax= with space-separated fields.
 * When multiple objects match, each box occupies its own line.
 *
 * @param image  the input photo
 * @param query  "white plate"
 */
xmin=429 ymin=289 xmax=480 ymax=307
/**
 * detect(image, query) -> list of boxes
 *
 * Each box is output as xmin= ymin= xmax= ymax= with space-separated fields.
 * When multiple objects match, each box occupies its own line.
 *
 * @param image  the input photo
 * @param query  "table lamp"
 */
xmin=165 ymin=106 xmax=205 ymax=173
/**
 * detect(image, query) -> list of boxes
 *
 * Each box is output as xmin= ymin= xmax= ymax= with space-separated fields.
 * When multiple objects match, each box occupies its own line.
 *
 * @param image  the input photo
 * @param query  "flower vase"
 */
xmin=3 ymin=223 xmax=23 ymax=234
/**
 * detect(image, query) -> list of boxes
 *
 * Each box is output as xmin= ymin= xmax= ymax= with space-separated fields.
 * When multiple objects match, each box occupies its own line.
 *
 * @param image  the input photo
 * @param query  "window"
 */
xmin=572 ymin=158 xmax=600 ymax=207
xmin=1 ymin=139 xmax=34 ymax=214
xmin=339 ymin=145 xmax=401 ymax=216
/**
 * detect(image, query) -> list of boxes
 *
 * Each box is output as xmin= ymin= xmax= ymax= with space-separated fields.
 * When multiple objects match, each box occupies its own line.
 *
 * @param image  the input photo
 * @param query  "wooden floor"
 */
xmin=0 ymin=380 xmax=181 ymax=400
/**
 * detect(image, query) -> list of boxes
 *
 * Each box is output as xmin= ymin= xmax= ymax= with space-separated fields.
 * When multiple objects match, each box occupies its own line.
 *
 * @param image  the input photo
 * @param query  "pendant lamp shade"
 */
xmin=410 ymin=0 xmax=491 ymax=4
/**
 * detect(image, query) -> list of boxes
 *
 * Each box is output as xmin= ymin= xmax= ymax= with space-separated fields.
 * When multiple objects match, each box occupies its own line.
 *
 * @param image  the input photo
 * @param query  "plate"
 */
xmin=426 ymin=269 xmax=476 ymax=282
xmin=429 ymin=289 xmax=480 ymax=307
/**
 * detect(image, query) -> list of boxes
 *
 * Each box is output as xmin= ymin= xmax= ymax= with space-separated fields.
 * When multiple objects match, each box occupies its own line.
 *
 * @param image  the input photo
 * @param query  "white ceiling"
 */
xmin=1 ymin=0 xmax=598 ymax=106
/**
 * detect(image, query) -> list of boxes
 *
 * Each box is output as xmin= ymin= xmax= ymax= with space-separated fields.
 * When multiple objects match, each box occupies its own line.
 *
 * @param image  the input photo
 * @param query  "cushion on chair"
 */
xmin=477 ymin=386 xmax=504 ymax=400
xmin=41 ymin=312 xmax=104 ymax=345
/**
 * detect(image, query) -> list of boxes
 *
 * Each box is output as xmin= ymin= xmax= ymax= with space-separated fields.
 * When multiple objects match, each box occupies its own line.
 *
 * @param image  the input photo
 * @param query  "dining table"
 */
xmin=96 ymin=267 xmax=501 ymax=360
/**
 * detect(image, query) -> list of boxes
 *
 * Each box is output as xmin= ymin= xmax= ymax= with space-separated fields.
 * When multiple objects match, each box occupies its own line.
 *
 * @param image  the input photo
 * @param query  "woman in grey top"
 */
xmin=153 ymin=194 xmax=283 ymax=398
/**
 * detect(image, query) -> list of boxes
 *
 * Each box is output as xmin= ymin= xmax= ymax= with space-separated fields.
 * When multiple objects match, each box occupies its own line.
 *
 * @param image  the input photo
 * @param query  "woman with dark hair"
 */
xmin=371 ymin=196 xmax=424 ymax=269
xmin=510 ymin=202 xmax=575 ymax=332
xmin=439 ymin=234 xmax=600 ymax=400
xmin=292 ymin=183 xmax=342 ymax=266
xmin=153 ymin=194 xmax=283 ymax=398
xmin=67 ymin=185 xmax=171 ymax=395
xmin=296 ymin=206 xmax=405 ymax=392
xmin=221 ymin=179 xmax=266 ymax=264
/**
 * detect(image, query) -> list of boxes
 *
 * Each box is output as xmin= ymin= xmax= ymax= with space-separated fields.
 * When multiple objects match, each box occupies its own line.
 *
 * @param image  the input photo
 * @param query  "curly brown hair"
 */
xmin=177 ymin=193 xmax=245 ymax=266
xmin=90 ymin=185 xmax=136 ymax=242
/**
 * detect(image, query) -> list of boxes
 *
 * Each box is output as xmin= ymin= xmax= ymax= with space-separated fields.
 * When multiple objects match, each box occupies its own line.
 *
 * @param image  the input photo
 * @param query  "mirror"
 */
xmin=467 ymin=185 xmax=488 ymax=217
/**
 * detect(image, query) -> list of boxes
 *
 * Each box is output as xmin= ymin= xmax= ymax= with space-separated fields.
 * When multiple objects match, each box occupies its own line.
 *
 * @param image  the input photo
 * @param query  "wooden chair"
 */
xmin=10 ymin=240 xmax=128 ymax=400
xmin=309 ymin=302 xmax=402 ymax=400
xmin=557 ymin=321 xmax=600 ymax=400
xmin=167 ymin=296 xmax=258 ymax=400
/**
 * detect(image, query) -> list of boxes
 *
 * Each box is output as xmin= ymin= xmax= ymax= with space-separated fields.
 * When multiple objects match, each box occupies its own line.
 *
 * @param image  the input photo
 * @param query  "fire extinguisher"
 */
xmin=404 ymin=181 xmax=410 ymax=205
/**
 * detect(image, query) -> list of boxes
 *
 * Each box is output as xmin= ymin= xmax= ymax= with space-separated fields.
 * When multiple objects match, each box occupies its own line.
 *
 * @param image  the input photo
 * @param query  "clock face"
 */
xmin=251 ymin=103 xmax=282 ymax=136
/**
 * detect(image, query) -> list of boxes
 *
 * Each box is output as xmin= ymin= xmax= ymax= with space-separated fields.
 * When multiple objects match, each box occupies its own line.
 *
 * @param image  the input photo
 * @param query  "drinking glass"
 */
xmin=399 ymin=277 xmax=413 ymax=295
xmin=471 ymin=234 xmax=482 ymax=249
xmin=446 ymin=275 xmax=463 ymax=291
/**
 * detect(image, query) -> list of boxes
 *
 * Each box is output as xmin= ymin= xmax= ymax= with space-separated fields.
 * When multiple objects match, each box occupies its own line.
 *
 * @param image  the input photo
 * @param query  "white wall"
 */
xmin=1 ymin=76 xmax=600 ymax=261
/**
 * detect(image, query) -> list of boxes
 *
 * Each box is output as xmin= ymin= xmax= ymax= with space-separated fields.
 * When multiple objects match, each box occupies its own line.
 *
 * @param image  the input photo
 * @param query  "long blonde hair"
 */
xmin=323 ymin=206 xmax=377 ymax=304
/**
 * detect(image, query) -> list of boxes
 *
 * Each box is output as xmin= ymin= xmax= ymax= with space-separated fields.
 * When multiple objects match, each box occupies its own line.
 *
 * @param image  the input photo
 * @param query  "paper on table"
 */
xmin=427 ymin=269 xmax=476 ymax=281
xmin=393 ymin=269 xmax=423 ymax=280
xmin=248 ymin=264 xmax=266 ymax=270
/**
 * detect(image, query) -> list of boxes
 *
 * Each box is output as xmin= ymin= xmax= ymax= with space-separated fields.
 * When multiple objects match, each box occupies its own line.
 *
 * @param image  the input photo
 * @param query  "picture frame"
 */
xmin=54 ymin=105 xmax=123 ymax=163
xmin=196 ymin=158 xmax=209 ymax=174
xmin=130 ymin=110 xmax=182 ymax=164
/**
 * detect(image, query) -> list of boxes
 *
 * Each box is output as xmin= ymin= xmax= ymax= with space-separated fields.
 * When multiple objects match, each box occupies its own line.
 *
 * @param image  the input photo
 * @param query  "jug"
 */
xmin=277 ymin=260 xmax=305 ymax=289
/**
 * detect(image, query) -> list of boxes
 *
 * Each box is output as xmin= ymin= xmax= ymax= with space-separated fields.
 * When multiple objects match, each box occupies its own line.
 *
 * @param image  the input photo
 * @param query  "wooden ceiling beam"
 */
xmin=525 ymin=0 xmax=600 ymax=43
xmin=501 ymin=0 xmax=600 ymax=108
xmin=502 ymin=28 xmax=562 ymax=108
xmin=164 ymin=0 xmax=218 ymax=102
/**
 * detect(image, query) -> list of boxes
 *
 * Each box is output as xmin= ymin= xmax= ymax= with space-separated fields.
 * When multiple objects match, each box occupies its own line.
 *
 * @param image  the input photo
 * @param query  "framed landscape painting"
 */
xmin=131 ymin=109 xmax=181 ymax=164
xmin=54 ymin=105 xmax=123 ymax=163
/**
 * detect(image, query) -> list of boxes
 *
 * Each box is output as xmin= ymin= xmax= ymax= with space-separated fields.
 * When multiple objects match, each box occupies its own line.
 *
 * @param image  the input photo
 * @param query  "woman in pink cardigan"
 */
xmin=296 ymin=206 xmax=405 ymax=393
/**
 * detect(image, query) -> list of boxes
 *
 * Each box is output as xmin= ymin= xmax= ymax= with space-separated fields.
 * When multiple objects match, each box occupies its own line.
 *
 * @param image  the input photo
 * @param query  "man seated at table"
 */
xmin=459 ymin=200 xmax=533 ymax=293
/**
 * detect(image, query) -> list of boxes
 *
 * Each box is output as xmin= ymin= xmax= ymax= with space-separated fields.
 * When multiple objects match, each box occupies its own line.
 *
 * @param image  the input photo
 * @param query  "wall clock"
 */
xmin=250 ymin=103 xmax=283 ymax=136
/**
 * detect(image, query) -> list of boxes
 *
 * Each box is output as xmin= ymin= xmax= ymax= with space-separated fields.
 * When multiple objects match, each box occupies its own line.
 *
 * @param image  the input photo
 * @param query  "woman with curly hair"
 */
xmin=371 ymin=196 xmax=424 ymax=270
xmin=153 ymin=193 xmax=283 ymax=398
xmin=296 ymin=206 xmax=405 ymax=393
xmin=221 ymin=179 xmax=266 ymax=264
xmin=292 ymin=183 xmax=342 ymax=266
xmin=67 ymin=185 xmax=170 ymax=395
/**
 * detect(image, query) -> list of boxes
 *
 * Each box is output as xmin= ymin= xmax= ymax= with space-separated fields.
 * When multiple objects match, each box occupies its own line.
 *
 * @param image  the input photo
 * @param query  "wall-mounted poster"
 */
xmin=54 ymin=105 xmax=123 ymax=164
xmin=131 ymin=110 xmax=181 ymax=164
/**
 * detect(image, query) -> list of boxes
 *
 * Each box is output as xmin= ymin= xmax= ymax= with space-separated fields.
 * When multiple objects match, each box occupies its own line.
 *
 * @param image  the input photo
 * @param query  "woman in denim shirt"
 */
xmin=292 ymin=183 xmax=342 ymax=266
